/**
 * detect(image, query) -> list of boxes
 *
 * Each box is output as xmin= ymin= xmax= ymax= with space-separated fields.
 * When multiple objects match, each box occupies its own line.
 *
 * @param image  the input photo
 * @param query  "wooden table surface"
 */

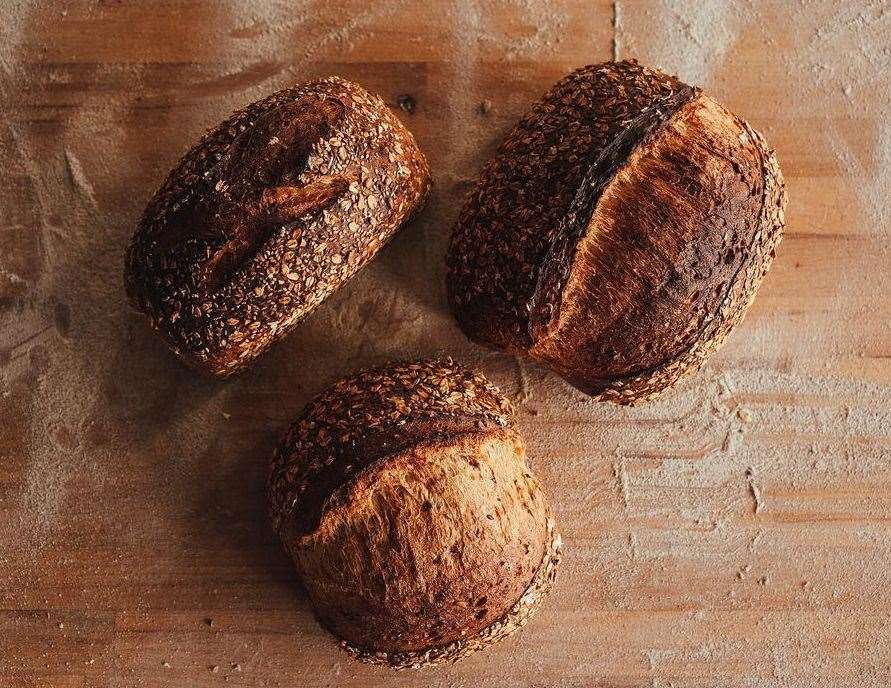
xmin=1 ymin=1 xmax=889 ymax=686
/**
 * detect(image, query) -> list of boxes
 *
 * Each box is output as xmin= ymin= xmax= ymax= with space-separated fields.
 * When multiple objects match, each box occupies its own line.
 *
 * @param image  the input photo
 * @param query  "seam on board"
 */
xmin=612 ymin=0 xmax=621 ymax=61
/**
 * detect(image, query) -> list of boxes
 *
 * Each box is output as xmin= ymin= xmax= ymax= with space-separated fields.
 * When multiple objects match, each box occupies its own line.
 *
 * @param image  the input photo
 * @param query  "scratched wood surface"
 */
xmin=1 ymin=1 xmax=889 ymax=687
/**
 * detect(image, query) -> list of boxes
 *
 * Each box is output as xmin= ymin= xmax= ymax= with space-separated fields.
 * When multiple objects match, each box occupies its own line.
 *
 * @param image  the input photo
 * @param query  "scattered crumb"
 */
xmin=396 ymin=94 xmax=416 ymax=114
xmin=612 ymin=460 xmax=631 ymax=508
xmin=745 ymin=468 xmax=764 ymax=513
xmin=478 ymin=99 xmax=492 ymax=115
xmin=513 ymin=355 xmax=532 ymax=404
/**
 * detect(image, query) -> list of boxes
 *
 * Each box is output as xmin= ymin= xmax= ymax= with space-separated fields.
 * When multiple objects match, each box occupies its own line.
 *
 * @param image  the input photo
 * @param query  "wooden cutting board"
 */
xmin=1 ymin=1 xmax=888 ymax=686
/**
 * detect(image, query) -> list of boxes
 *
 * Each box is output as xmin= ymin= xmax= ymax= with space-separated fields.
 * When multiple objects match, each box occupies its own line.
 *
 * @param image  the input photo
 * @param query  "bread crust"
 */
xmin=448 ymin=60 xmax=786 ymax=403
xmin=126 ymin=77 xmax=430 ymax=376
xmin=268 ymin=358 xmax=513 ymax=537
xmin=268 ymin=359 xmax=561 ymax=668
xmin=447 ymin=60 xmax=684 ymax=352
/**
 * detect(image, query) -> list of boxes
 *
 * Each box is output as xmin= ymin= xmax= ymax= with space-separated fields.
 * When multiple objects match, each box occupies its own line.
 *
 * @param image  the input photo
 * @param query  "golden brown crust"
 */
xmin=447 ymin=60 xmax=685 ymax=352
xmin=532 ymin=94 xmax=785 ymax=400
xmin=268 ymin=359 xmax=560 ymax=668
xmin=588 ymin=123 xmax=785 ymax=403
xmin=267 ymin=358 xmax=513 ymax=536
xmin=341 ymin=515 xmax=561 ymax=670
xmin=447 ymin=60 xmax=786 ymax=403
xmin=526 ymin=85 xmax=698 ymax=342
xmin=126 ymin=77 xmax=431 ymax=376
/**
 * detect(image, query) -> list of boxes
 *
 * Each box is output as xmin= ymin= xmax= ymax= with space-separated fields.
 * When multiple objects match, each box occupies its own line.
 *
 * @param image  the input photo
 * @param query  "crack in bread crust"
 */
xmin=268 ymin=358 xmax=513 ymax=537
xmin=528 ymin=85 xmax=699 ymax=343
xmin=583 ymin=123 xmax=786 ymax=403
xmin=448 ymin=60 xmax=786 ymax=404
xmin=448 ymin=60 xmax=685 ymax=352
xmin=268 ymin=359 xmax=561 ymax=669
xmin=126 ymin=77 xmax=431 ymax=376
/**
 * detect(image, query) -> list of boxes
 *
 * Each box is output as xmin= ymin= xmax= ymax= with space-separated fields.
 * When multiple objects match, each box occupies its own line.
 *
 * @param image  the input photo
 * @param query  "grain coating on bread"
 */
xmin=268 ymin=359 xmax=560 ymax=668
xmin=448 ymin=60 xmax=684 ymax=351
xmin=268 ymin=358 xmax=513 ymax=536
xmin=126 ymin=77 xmax=430 ymax=376
xmin=532 ymin=94 xmax=784 ymax=400
xmin=448 ymin=60 xmax=786 ymax=403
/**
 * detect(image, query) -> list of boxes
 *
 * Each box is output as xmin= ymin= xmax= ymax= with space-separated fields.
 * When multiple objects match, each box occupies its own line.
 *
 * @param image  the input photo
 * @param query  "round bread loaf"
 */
xmin=126 ymin=76 xmax=431 ymax=376
xmin=448 ymin=60 xmax=786 ymax=404
xmin=268 ymin=359 xmax=561 ymax=669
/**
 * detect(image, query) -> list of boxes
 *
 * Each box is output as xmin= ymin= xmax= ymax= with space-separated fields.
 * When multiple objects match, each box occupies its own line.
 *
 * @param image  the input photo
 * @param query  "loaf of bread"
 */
xmin=268 ymin=359 xmax=561 ymax=669
xmin=448 ymin=60 xmax=786 ymax=403
xmin=126 ymin=77 xmax=431 ymax=376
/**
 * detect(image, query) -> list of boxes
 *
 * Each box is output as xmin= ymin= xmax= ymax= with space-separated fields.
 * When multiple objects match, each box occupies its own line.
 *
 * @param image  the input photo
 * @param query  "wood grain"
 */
xmin=0 ymin=1 xmax=888 ymax=687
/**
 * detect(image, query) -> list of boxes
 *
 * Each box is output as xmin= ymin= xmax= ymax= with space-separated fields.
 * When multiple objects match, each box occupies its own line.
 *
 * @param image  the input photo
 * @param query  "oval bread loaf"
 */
xmin=126 ymin=76 xmax=431 ymax=376
xmin=448 ymin=60 xmax=786 ymax=404
xmin=268 ymin=359 xmax=561 ymax=669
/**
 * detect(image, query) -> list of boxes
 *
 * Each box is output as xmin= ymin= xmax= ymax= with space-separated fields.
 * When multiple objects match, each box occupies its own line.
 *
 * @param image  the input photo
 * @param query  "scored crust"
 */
xmin=268 ymin=359 xmax=561 ymax=668
xmin=447 ymin=60 xmax=686 ymax=352
xmin=447 ymin=60 xmax=786 ymax=404
xmin=268 ymin=358 xmax=513 ymax=536
xmin=126 ymin=76 xmax=431 ymax=376
xmin=532 ymin=94 xmax=786 ymax=402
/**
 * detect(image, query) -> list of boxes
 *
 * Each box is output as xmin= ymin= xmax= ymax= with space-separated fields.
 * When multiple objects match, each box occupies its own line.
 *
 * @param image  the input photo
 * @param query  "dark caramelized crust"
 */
xmin=447 ymin=60 xmax=685 ymax=352
xmin=268 ymin=358 xmax=513 ymax=537
xmin=267 ymin=359 xmax=561 ymax=668
xmin=527 ymin=85 xmax=698 ymax=340
xmin=126 ymin=77 xmax=431 ymax=376
xmin=532 ymin=96 xmax=785 ymax=401
xmin=448 ymin=60 xmax=786 ymax=403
